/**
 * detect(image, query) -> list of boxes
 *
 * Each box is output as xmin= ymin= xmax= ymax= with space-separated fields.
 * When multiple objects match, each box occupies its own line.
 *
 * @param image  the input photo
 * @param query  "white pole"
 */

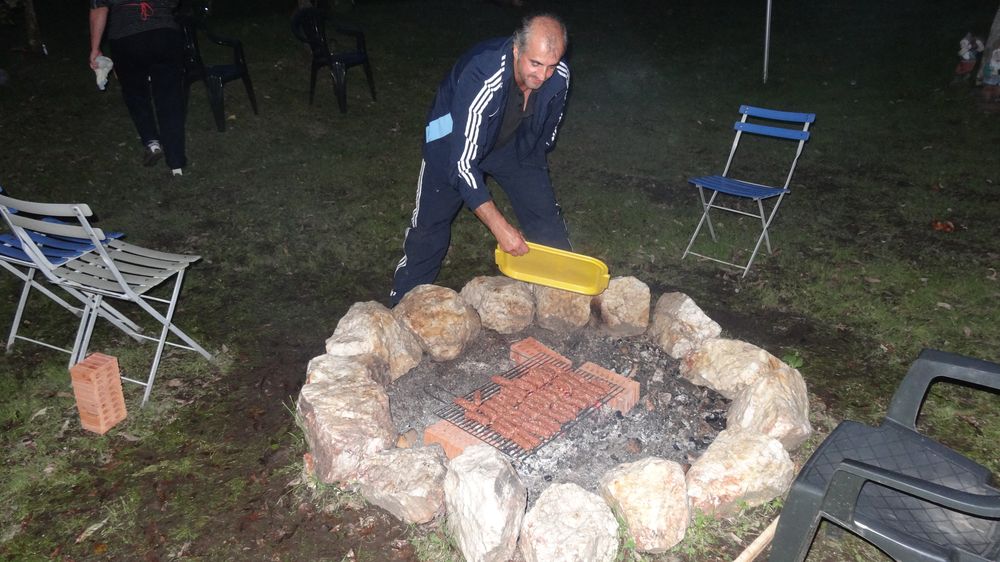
xmin=763 ymin=0 xmax=772 ymax=83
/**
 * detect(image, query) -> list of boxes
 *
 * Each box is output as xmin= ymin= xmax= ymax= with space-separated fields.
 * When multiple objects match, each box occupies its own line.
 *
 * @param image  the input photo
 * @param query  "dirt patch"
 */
xmin=134 ymin=337 xmax=425 ymax=562
xmin=388 ymin=323 xmax=728 ymax=505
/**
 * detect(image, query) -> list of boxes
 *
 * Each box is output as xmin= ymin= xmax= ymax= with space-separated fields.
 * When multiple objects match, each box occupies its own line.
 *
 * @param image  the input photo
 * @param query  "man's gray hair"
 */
xmin=513 ymin=13 xmax=568 ymax=53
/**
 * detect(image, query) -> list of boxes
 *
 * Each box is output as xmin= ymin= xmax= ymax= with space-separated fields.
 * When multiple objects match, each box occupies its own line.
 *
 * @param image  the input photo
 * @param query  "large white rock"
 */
xmin=460 ymin=276 xmax=534 ymax=334
xmin=296 ymin=374 xmax=395 ymax=484
xmin=520 ymin=483 xmax=619 ymax=562
xmin=324 ymin=300 xmax=423 ymax=382
xmin=305 ymin=352 xmax=389 ymax=387
xmin=593 ymin=276 xmax=650 ymax=337
xmin=686 ymin=429 xmax=795 ymax=516
xmin=728 ymin=362 xmax=812 ymax=450
xmin=647 ymin=292 xmax=721 ymax=359
xmin=679 ymin=338 xmax=781 ymax=399
xmin=534 ymin=285 xmax=592 ymax=332
xmin=356 ymin=445 xmax=448 ymax=524
xmin=599 ymin=457 xmax=688 ymax=553
xmin=444 ymin=445 xmax=526 ymax=562
xmin=394 ymin=284 xmax=482 ymax=361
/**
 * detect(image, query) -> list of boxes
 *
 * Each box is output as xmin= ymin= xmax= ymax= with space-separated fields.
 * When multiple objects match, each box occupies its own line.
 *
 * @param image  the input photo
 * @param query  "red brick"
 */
xmin=577 ymin=361 xmax=640 ymax=415
xmin=509 ymin=337 xmax=572 ymax=368
xmin=423 ymin=420 xmax=486 ymax=459
xmin=70 ymin=353 xmax=127 ymax=435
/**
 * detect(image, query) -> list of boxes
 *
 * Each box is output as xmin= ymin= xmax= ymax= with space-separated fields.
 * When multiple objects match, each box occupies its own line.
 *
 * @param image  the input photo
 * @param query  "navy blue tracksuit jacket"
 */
xmin=391 ymin=36 xmax=571 ymax=304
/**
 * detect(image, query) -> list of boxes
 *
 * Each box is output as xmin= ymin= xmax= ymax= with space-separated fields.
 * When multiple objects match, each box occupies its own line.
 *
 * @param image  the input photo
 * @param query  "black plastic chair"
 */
xmin=770 ymin=349 xmax=1000 ymax=562
xmin=178 ymin=3 xmax=258 ymax=132
xmin=291 ymin=7 xmax=375 ymax=113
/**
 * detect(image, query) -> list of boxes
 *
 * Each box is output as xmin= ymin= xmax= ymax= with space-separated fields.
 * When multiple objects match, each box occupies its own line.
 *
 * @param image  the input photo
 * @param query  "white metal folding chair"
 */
xmin=681 ymin=105 xmax=815 ymax=276
xmin=0 ymin=194 xmax=212 ymax=406
xmin=1 ymin=230 xmax=145 ymax=363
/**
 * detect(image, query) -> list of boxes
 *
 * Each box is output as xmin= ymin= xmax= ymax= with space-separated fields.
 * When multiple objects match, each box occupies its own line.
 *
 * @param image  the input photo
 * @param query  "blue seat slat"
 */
xmin=0 ymin=241 xmax=32 ymax=262
xmin=733 ymin=122 xmax=810 ymax=141
xmin=26 ymin=231 xmax=95 ymax=251
xmin=688 ymin=175 xmax=788 ymax=199
xmin=740 ymin=105 xmax=816 ymax=123
xmin=3 ymin=232 xmax=90 ymax=258
xmin=0 ymin=234 xmax=76 ymax=265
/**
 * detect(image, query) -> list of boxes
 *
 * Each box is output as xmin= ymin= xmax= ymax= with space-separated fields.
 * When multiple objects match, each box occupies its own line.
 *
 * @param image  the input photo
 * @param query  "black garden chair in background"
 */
xmin=178 ymin=1 xmax=258 ymax=132
xmin=291 ymin=6 xmax=375 ymax=114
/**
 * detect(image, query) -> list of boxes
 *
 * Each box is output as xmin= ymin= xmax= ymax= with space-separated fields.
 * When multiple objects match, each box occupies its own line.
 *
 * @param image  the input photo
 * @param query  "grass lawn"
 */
xmin=1 ymin=0 xmax=998 ymax=560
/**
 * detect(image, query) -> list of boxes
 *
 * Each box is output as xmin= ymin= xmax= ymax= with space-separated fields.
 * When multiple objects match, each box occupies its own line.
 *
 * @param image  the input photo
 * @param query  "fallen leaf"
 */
xmin=864 ymin=277 xmax=881 ymax=284
xmin=166 ymin=378 xmax=184 ymax=388
xmin=55 ymin=419 xmax=71 ymax=439
xmin=119 ymin=432 xmax=141 ymax=442
xmin=75 ymin=517 xmax=109 ymax=543
xmin=395 ymin=428 xmax=418 ymax=448
xmin=29 ymin=407 xmax=49 ymax=422
xmin=936 ymin=302 xmax=953 ymax=310
xmin=930 ymin=220 xmax=955 ymax=232
xmin=963 ymin=326 xmax=972 ymax=337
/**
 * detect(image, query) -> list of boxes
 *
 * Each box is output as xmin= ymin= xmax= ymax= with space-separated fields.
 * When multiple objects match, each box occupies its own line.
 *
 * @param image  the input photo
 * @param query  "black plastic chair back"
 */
xmin=769 ymin=349 xmax=1000 ymax=562
xmin=178 ymin=2 xmax=258 ymax=131
xmin=291 ymin=6 xmax=375 ymax=113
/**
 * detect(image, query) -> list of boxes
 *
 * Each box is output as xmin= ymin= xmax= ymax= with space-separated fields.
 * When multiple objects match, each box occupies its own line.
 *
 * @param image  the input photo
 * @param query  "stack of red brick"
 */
xmin=70 ymin=353 xmax=127 ymax=435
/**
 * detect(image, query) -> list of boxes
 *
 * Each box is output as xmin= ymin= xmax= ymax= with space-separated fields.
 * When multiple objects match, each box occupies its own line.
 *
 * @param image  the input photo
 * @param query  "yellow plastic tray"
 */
xmin=495 ymin=242 xmax=610 ymax=295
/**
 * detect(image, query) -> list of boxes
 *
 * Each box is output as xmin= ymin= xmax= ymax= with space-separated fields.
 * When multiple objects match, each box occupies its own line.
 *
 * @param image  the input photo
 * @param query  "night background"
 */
xmin=1 ymin=0 xmax=998 ymax=560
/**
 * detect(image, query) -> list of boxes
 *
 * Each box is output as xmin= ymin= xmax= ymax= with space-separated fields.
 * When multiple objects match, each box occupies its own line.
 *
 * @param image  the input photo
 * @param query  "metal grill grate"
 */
xmin=434 ymin=353 xmax=625 ymax=461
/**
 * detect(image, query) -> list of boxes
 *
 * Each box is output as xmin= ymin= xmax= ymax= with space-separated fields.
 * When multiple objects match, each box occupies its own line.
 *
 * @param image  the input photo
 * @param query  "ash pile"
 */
xmin=387 ymin=324 xmax=729 ymax=504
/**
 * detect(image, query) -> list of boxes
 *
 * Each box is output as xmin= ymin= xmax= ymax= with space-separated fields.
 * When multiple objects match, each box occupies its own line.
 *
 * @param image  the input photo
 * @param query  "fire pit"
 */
xmin=297 ymin=277 xmax=812 ymax=558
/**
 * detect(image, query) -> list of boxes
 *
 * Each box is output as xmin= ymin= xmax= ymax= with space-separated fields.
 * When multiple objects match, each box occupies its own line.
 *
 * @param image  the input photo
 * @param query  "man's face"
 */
xmin=513 ymin=37 xmax=564 ymax=92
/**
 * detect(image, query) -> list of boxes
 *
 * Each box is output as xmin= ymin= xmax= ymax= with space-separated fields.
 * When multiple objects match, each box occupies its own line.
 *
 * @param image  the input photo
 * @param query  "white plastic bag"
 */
xmin=94 ymin=55 xmax=114 ymax=91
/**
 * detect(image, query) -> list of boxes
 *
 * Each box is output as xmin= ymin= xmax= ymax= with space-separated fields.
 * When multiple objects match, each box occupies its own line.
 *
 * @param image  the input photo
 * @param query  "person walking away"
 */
xmin=89 ymin=0 xmax=188 ymax=176
xmin=390 ymin=14 xmax=572 ymax=305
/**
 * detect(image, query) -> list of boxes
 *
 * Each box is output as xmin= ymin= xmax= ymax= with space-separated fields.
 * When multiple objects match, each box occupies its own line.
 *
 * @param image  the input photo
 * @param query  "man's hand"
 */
xmin=495 ymin=222 xmax=529 ymax=256
xmin=89 ymin=49 xmax=103 ymax=70
xmin=473 ymin=200 xmax=529 ymax=256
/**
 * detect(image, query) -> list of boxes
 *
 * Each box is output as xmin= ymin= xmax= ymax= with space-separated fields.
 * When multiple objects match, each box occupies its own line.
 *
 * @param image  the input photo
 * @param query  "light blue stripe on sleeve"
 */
xmin=425 ymin=113 xmax=453 ymax=143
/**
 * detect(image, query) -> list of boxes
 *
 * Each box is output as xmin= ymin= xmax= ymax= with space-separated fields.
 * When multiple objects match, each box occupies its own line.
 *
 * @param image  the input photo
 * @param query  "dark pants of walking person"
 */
xmin=391 ymin=141 xmax=570 ymax=306
xmin=110 ymin=28 xmax=187 ymax=170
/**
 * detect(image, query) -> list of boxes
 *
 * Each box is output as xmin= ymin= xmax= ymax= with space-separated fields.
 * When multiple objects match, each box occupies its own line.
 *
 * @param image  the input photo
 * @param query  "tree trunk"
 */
xmin=979 ymin=2 xmax=1000 ymax=83
xmin=22 ymin=0 xmax=43 ymax=53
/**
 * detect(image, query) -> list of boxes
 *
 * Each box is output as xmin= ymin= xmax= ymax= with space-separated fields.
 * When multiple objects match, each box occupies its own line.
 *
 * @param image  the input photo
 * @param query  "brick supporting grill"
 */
xmin=70 ymin=353 xmax=127 ymax=435
xmin=577 ymin=361 xmax=640 ymax=414
xmin=509 ymin=336 xmax=571 ymax=368
xmin=435 ymin=345 xmax=626 ymax=461
xmin=423 ymin=419 xmax=487 ymax=459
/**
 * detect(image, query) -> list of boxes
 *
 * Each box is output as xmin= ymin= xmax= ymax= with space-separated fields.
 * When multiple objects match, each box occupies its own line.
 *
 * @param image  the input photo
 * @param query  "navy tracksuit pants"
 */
xmin=390 ymin=141 xmax=570 ymax=305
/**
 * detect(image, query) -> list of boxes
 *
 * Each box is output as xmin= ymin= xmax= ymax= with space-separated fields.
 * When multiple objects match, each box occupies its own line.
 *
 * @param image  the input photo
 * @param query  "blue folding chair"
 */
xmin=681 ymin=105 xmax=815 ymax=276
xmin=0 ymin=188 xmax=141 ymax=365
